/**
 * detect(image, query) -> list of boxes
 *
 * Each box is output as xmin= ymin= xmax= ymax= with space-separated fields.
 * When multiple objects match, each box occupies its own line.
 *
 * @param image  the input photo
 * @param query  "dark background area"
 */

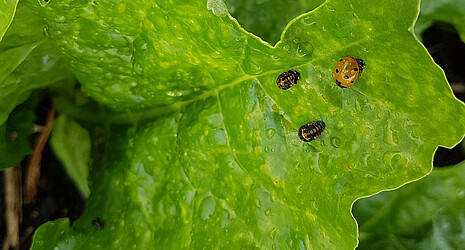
xmin=0 ymin=22 xmax=465 ymax=250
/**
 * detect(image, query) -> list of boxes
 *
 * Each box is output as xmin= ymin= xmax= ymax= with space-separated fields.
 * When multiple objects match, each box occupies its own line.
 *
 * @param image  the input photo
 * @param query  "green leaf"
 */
xmin=0 ymin=2 xmax=73 ymax=126
xmin=354 ymin=163 xmax=465 ymax=249
xmin=415 ymin=0 xmax=465 ymax=42
xmin=0 ymin=0 xmax=18 ymax=42
xmin=223 ymin=0 xmax=325 ymax=44
xmin=31 ymin=218 xmax=72 ymax=249
xmin=22 ymin=0 xmax=465 ymax=248
xmin=50 ymin=114 xmax=91 ymax=198
xmin=0 ymin=96 xmax=37 ymax=169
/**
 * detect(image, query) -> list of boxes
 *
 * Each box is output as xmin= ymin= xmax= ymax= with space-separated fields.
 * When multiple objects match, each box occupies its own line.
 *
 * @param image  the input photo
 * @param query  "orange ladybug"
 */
xmin=332 ymin=57 xmax=366 ymax=88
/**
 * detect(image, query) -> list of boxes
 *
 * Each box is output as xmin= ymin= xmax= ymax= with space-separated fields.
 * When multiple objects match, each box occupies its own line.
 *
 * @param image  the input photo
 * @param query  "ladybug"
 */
xmin=298 ymin=121 xmax=325 ymax=142
xmin=277 ymin=70 xmax=300 ymax=90
xmin=332 ymin=57 xmax=366 ymax=88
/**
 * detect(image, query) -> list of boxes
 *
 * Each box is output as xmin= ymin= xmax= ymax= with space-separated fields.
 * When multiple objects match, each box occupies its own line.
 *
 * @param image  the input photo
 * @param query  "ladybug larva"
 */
xmin=332 ymin=57 xmax=366 ymax=88
xmin=298 ymin=121 xmax=325 ymax=142
xmin=276 ymin=70 xmax=300 ymax=90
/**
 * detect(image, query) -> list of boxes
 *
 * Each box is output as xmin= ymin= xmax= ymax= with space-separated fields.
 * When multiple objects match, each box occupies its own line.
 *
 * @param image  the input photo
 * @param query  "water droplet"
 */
xmin=270 ymin=55 xmax=280 ymax=62
xmin=356 ymin=97 xmax=368 ymax=111
xmin=255 ymin=199 xmax=262 ymax=207
xmin=207 ymin=0 xmax=229 ymax=17
xmin=265 ymin=128 xmax=276 ymax=139
xmin=200 ymin=196 xmax=216 ymax=220
xmin=311 ymin=201 xmax=318 ymax=211
xmin=133 ymin=63 xmax=143 ymax=74
xmin=383 ymin=124 xmax=399 ymax=146
xmin=43 ymin=26 xmax=51 ymax=37
xmin=330 ymin=137 xmax=341 ymax=148
xmin=360 ymin=153 xmax=370 ymax=166
xmin=265 ymin=209 xmax=271 ymax=216
xmin=264 ymin=146 xmax=270 ymax=153
xmin=270 ymin=228 xmax=277 ymax=239
xmin=296 ymin=185 xmax=302 ymax=193
xmin=369 ymin=142 xmax=377 ymax=149
xmin=241 ymin=60 xmax=263 ymax=75
xmin=38 ymin=0 xmax=50 ymax=7
xmin=334 ymin=121 xmax=345 ymax=131
xmin=407 ymin=130 xmax=423 ymax=145
xmin=301 ymin=16 xmax=317 ymax=26
xmin=325 ymin=4 xmax=336 ymax=12
xmin=282 ymin=44 xmax=292 ymax=54
xmin=383 ymin=151 xmax=409 ymax=169
xmin=210 ymin=51 xmax=222 ymax=59
xmin=295 ymin=42 xmax=313 ymax=58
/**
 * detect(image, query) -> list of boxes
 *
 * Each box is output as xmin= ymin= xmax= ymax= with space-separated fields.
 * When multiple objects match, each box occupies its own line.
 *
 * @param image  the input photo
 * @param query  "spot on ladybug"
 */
xmin=277 ymin=70 xmax=300 ymax=90
xmin=332 ymin=57 xmax=366 ymax=88
xmin=298 ymin=121 xmax=325 ymax=142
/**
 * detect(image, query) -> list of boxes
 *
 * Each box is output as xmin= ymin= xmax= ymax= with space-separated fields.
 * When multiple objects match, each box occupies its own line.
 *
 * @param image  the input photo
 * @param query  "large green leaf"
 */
xmin=27 ymin=0 xmax=465 ymax=248
xmin=0 ymin=3 xmax=73 ymax=126
xmin=415 ymin=0 xmax=465 ymax=42
xmin=354 ymin=163 xmax=465 ymax=249
xmin=0 ymin=0 xmax=18 ymax=42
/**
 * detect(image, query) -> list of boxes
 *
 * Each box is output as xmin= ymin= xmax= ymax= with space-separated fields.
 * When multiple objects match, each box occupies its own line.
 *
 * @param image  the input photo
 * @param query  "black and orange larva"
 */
xmin=298 ymin=121 xmax=325 ymax=142
xmin=276 ymin=70 xmax=300 ymax=90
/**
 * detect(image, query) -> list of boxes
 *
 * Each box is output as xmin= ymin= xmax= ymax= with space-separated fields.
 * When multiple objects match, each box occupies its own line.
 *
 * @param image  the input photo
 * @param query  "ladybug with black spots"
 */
xmin=298 ymin=121 xmax=325 ymax=142
xmin=332 ymin=57 xmax=366 ymax=88
xmin=277 ymin=70 xmax=300 ymax=90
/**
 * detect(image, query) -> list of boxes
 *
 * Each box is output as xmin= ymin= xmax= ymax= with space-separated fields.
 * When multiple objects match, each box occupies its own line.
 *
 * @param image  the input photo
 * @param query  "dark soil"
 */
xmin=1 ymin=22 xmax=465 ymax=249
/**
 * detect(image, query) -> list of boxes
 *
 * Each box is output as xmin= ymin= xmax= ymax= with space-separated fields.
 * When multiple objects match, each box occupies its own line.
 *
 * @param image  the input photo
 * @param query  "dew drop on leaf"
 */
xmin=200 ymin=195 xmax=216 ymax=220
xmin=330 ymin=137 xmax=341 ymax=148
xmin=38 ymin=0 xmax=50 ymax=7
xmin=241 ymin=60 xmax=263 ymax=75
xmin=207 ymin=0 xmax=229 ymax=17
xmin=334 ymin=121 xmax=345 ymax=131
xmin=265 ymin=128 xmax=276 ymax=139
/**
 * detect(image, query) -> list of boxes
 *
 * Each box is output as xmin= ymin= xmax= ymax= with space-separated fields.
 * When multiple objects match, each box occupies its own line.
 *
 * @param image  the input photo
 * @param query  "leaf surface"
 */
xmin=16 ymin=0 xmax=465 ymax=248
